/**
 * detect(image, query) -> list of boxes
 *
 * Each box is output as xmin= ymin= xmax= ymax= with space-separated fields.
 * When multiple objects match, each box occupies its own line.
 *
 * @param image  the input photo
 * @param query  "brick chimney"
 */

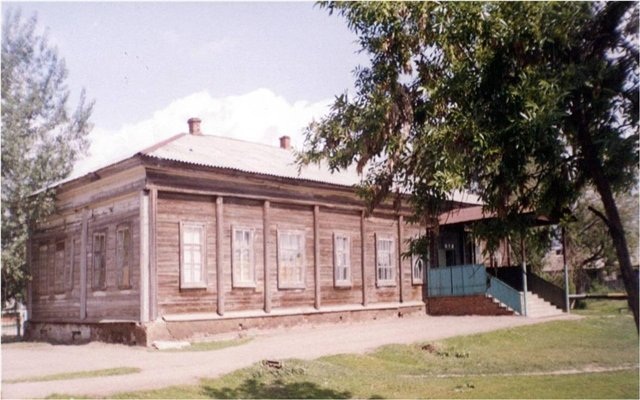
xmin=279 ymin=135 xmax=291 ymax=150
xmin=187 ymin=117 xmax=202 ymax=135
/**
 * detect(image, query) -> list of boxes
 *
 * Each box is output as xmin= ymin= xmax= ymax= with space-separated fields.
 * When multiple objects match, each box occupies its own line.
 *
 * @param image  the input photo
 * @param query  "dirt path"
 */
xmin=1 ymin=314 xmax=577 ymax=399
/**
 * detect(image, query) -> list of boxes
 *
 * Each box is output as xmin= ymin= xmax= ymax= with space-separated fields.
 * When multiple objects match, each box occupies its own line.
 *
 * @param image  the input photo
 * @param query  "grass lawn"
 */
xmin=6 ymin=367 xmax=140 ymax=384
xmin=54 ymin=300 xmax=640 ymax=399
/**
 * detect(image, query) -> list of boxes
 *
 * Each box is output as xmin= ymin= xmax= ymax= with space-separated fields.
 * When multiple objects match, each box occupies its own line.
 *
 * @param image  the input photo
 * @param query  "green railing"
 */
xmin=428 ymin=264 xmax=522 ymax=314
xmin=487 ymin=276 xmax=523 ymax=314
xmin=428 ymin=264 xmax=487 ymax=296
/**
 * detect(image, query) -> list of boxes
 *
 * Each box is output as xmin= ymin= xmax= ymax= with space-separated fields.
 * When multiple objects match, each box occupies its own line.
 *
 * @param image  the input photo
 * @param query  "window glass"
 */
xmin=181 ymin=223 xmax=206 ymax=288
xmin=278 ymin=231 xmax=305 ymax=289
xmin=334 ymin=234 xmax=351 ymax=286
xmin=92 ymin=233 xmax=106 ymax=290
xmin=233 ymin=227 xmax=255 ymax=287
xmin=376 ymin=237 xmax=394 ymax=285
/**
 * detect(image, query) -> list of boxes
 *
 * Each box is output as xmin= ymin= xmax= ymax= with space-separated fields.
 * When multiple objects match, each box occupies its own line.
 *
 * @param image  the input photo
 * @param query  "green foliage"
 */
xmin=563 ymin=189 xmax=639 ymax=292
xmin=300 ymin=0 xmax=639 ymax=327
xmin=1 ymin=8 xmax=93 ymax=305
xmin=302 ymin=0 xmax=637 ymax=230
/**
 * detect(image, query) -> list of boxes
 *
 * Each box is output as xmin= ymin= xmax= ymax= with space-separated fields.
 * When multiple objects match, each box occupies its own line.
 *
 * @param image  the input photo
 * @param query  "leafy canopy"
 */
xmin=301 ymin=1 xmax=638 ymax=234
xmin=1 ymin=9 xmax=93 ymax=305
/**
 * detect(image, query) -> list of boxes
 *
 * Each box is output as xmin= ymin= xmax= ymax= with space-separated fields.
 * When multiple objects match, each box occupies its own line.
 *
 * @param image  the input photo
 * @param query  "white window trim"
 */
xmin=411 ymin=253 xmax=425 ymax=285
xmin=375 ymin=234 xmax=396 ymax=287
xmin=231 ymin=226 xmax=256 ymax=288
xmin=333 ymin=233 xmax=352 ymax=288
xmin=179 ymin=221 xmax=207 ymax=289
xmin=277 ymin=229 xmax=306 ymax=290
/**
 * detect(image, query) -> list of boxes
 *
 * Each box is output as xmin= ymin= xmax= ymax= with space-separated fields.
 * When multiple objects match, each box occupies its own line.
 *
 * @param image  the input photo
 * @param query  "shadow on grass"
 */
xmin=202 ymin=378 xmax=353 ymax=399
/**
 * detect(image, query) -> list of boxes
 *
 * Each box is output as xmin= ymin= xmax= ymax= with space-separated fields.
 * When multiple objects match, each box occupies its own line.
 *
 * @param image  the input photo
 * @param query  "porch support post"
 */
xmin=562 ymin=227 xmax=570 ymax=313
xmin=216 ymin=196 xmax=224 ymax=316
xmin=313 ymin=205 xmax=321 ymax=310
xmin=521 ymin=235 xmax=528 ymax=317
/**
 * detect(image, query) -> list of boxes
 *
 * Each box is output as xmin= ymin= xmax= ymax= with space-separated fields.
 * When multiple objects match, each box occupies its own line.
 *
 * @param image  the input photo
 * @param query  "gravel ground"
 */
xmin=1 ymin=313 xmax=578 ymax=399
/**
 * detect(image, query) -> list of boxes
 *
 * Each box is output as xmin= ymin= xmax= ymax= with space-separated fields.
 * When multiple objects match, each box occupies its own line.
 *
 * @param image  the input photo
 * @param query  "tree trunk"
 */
xmin=576 ymin=124 xmax=639 ymax=332
xmin=592 ymin=173 xmax=639 ymax=331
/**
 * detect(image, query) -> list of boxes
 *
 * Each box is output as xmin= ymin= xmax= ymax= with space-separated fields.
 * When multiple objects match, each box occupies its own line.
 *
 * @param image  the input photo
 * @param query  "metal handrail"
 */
xmin=487 ymin=276 xmax=523 ymax=314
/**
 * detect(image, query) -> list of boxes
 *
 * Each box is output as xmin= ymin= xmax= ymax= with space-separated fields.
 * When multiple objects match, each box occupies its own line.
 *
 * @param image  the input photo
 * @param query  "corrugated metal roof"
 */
xmin=142 ymin=133 xmax=363 ymax=187
xmin=35 ymin=131 xmax=483 ymax=207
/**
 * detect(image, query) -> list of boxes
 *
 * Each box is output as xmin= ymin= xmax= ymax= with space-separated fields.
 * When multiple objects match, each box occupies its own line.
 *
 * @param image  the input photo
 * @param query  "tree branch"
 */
xmin=587 ymin=205 xmax=613 ymax=231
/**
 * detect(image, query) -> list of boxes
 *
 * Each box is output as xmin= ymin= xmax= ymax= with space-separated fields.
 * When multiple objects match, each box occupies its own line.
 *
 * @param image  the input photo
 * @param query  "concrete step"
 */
xmin=521 ymin=291 xmax=564 ymax=317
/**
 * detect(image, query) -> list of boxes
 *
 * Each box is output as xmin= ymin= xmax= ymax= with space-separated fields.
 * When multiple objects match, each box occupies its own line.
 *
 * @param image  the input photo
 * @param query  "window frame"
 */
xmin=179 ymin=221 xmax=207 ymax=289
xmin=411 ymin=254 xmax=425 ymax=285
xmin=333 ymin=233 xmax=352 ymax=288
xmin=116 ymin=223 xmax=133 ymax=290
xmin=375 ymin=234 xmax=396 ymax=287
xmin=231 ymin=226 xmax=256 ymax=288
xmin=54 ymin=240 xmax=66 ymax=294
xmin=67 ymin=238 xmax=77 ymax=292
xmin=36 ymin=243 xmax=49 ymax=297
xmin=277 ymin=229 xmax=306 ymax=290
xmin=91 ymin=231 xmax=108 ymax=291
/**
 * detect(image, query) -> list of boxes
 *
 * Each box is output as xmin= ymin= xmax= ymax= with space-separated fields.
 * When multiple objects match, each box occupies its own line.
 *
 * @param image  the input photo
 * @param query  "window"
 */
xmin=180 ymin=222 xmax=206 ymax=289
xmin=36 ymin=244 xmax=48 ymax=296
xmin=54 ymin=241 xmax=66 ymax=294
xmin=444 ymin=242 xmax=456 ymax=266
xmin=66 ymin=239 xmax=77 ymax=291
xmin=376 ymin=236 xmax=395 ymax=286
xmin=92 ymin=232 xmax=107 ymax=290
xmin=277 ymin=230 xmax=305 ymax=289
xmin=333 ymin=234 xmax=351 ymax=287
xmin=116 ymin=224 xmax=132 ymax=289
xmin=412 ymin=254 xmax=425 ymax=284
xmin=232 ymin=227 xmax=255 ymax=288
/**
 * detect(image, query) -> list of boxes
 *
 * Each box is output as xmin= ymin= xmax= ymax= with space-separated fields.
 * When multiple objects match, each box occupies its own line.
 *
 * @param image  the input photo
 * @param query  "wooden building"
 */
xmin=27 ymin=118 xmax=488 ymax=345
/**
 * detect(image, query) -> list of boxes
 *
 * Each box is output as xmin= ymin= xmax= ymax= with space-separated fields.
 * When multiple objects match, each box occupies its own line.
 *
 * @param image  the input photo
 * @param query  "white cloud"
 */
xmin=71 ymin=88 xmax=331 ymax=178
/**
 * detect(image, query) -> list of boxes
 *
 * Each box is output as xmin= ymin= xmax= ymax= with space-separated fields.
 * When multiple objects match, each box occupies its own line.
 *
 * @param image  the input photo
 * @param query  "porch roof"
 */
xmin=439 ymin=206 xmax=554 ymax=226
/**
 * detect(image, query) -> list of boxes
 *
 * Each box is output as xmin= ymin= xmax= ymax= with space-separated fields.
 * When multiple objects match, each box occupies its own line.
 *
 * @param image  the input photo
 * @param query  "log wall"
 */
xmin=30 ymin=192 xmax=141 ymax=322
xmin=153 ymin=184 xmax=426 ymax=317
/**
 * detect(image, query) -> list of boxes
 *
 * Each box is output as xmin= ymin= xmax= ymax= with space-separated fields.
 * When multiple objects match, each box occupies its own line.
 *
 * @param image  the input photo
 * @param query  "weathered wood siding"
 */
xmin=30 ymin=192 xmax=141 ymax=322
xmin=85 ymin=194 xmax=141 ymax=320
xmin=267 ymin=203 xmax=316 ymax=309
xmin=156 ymin=192 xmax=217 ymax=315
xmin=222 ymin=198 xmax=265 ymax=312
xmin=364 ymin=215 xmax=399 ymax=303
xmin=318 ymin=208 xmax=363 ymax=306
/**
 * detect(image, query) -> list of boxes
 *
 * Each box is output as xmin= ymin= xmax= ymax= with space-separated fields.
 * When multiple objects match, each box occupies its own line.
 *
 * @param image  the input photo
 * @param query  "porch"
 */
xmin=425 ymin=264 xmax=565 ymax=317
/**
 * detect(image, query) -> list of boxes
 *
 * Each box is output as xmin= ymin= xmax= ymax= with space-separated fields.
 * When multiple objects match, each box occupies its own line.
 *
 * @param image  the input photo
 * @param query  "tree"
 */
xmin=300 ymin=2 xmax=639 ymax=329
xmin=1 ymin=9 xmax=93 ymax=306
xmin=564 ymin=189 xmax=639 ymax=293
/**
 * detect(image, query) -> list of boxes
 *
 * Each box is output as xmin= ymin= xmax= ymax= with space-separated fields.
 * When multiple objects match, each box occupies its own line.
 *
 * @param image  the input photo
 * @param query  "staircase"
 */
xmin=522 ymin=292 xmax=564 ymax=317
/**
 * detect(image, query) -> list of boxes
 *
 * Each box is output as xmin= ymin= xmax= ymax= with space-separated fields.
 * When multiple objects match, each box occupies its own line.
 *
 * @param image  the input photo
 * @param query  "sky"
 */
xmin=2 ymin=1 xmax=368 ymax=177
